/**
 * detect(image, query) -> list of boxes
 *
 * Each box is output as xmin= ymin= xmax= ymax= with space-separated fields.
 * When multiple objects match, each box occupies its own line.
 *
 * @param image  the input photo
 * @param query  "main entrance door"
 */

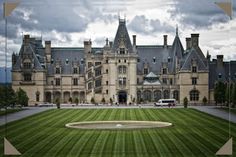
xmin=118 ymin=91 xmax=127 ymax=104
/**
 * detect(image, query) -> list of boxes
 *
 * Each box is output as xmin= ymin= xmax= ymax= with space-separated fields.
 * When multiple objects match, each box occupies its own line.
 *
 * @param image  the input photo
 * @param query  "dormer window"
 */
xmin=51 ymin=59 xmax=54 ymax=64
xmin=153 ymin=57 xmax=156 ymax=63
xmin=162 ymin=68 xmax=167 ymax=74
xmin=192 ymin=66 xmax=197 ymax=73
xmin=23 ymin=62 xmax=31 ymax=69
xmin=80 ymin=58 xmax=84 ymax=64
xmin=144 ymin=68 xmax=148 ymax=75
xmin=73 ymin=67 xmax=78 ymax=74
xmin=55 ymin=67 xmax=60 ymax=74
xmin=65 ymin=59 xmax=69 ymax=65
xmin=120 ymin=48 xmax=125 ymax=54
xmin=218 ymin=73 xmax=222 ymax=79
xmin=168 ymin=57 xmax=171 ymax=62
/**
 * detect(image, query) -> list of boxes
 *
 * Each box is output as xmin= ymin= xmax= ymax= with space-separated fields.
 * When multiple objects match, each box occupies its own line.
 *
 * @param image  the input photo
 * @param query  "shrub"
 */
xmin=69 ymin=97 xmax=73 ymax=103
xmin=74 ymin=97 xmax=79 ymax=106
xmin=202 ymin=96 xmax=208 ymax=105
xmin=55 ymin=98 xmax=60 ymax=109
xmin=109 ymin=98 xmax=113 ymax=105
xmin=101 ymin=98 xmax=106 ymax=104
xmin=183 ymin=97 xmax=188 ymax=108
xmin=91 ymin=97 xmax=95 ymax=104
xmin=16 ymin=88 xmax=29 ymax=106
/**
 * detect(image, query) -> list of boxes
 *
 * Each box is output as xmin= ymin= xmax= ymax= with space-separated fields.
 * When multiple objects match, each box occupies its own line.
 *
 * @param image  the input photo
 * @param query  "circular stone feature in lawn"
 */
xmin=65 ymin=121 xmax=172 ymax=130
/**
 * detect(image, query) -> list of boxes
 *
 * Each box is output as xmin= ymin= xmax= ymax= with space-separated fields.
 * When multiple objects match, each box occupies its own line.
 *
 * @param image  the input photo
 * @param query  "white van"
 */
xmin=154 ymin=99 xmax=176 ymax=107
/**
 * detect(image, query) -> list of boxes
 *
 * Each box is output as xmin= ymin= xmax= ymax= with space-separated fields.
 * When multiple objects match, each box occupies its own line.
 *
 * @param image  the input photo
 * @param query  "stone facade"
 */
xmin=12 ymin=19 xmax=213 ymax=106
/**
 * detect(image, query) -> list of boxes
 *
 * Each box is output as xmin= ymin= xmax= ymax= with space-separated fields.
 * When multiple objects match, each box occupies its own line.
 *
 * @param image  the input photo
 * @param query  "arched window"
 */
xmin=163 ymin=90 xmax=170 ymax=99
xmin=173 ymin=90 xmax=179 ymax=101
xmin=190 ymin=90 xmax=199 ymax=101
xmin=154 ymin=90 xmax=161 ymax=101
xmin=137 ymin=90 xmax=142 ymax=102
xmin=143 ymin=90 xmax=152 ymax=102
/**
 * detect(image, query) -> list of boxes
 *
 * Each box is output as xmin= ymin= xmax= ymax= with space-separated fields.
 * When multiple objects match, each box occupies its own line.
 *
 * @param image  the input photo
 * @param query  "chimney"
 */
xmin=45 ymin=41 xmax=51 ymax=63
xmin=105 ymin=38 xmax=108 ymax=46
xmin=23 ymin=34 xmax=30 ymax=44
xmin=217 ymin=55 xmax=224 ymax=67
xmin=84 ymin=40 xmax=92 ymax=53
xmin=12 ymin=53 xmax=17 ymax=66
xmin=109 ymin=41 xmax=113 ymax=48
xmin=132 ymin=35 xmax=136 ymax=46
xmin=191 ymin=34 xmax=199 ymax=47
xmin=163 ymin=35 xmax=168 ymax=46
xmin=186 ymin=38 xmax=191 ymax=50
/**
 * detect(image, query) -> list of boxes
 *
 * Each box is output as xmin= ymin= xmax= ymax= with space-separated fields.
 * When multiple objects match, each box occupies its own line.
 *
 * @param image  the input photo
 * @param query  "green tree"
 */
xmin=0 ymin=85 xmax=16 ymax=108
xmin=16 ymin=88 xmax=29 ymax=106
xmin=214 ymin=81 xmax=226 ymax=105
xmin=202 ymin=96 xmax=208 ymax=106
xmin=69 ymin=97 xmax=73 ymax=103
xmin=74 ymin=97 xmax=79 ymax=106
xmin=55 ymin=98 xmax=60 ymax=109
xmin=183 ymin=97 xmax=188 ymax=108
xmin=101 ymin=98 xmax=105 ymax=104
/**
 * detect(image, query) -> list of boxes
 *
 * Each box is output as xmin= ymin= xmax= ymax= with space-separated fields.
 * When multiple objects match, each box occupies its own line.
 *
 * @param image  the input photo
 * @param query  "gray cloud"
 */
xmin=169 ymin=0 xmax=235 ymax=29
xmin=128 ymin=15 xmax=175 ymax=35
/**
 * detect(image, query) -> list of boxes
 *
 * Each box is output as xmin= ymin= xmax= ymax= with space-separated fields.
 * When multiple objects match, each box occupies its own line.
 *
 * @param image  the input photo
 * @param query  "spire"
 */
xmin=176 ymin=24 xmax=179 ymax=36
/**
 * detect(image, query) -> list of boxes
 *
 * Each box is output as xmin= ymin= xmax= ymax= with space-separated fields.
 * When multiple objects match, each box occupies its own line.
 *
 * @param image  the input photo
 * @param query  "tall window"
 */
xmin=88 ymin=72 xmax=93 ymax=79
xmin=73 ymin=68 xmax=78 ymax=74
xmin=190 ymin=90 xmax=199 ymax=101
xmin=192 ymin=66 xmax=197 ymax=73
xmin=173 ymin=90 xmax=179 ymax=101
xmin=88 ymin=62 xmax=93 ymax=68
xmin=73 ymin=78 xmax=78 ymax=85
xmin=162 ymin=78 xmax=167 ymax=84
xmin=55 ymin=78 xmax=60 ymax=86
xmin=95 ymin=62 xmax=101 ymax=66
xmin=95 ymin=79 xmax=102 ymax=87
xmin=192 ymin=77 xmax=197 ymax=85
xmin=23 ymin=62 xmax=31 ymax=69
xmin=55 ymin=67 xmax=60 ymax=74
xmin=118 ymin=66 xmax=126 ymax=74
xmin=119 ymin=77 xmax=126 ymax=86
xmin=24 ymin=74 xmax=32 ymax=81
xmin=95 ymin=68 xmax=102 ymax=76
xmin=162 ymin=68 xmax=167 ymax=74
xmin=120 ymin=48 xmax=125 ymax=54
xmin=144 ymin=68 xmax=148 ymax=75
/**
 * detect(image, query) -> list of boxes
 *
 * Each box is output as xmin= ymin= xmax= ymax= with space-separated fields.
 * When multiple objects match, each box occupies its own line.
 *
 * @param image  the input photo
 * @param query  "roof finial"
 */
xmin=176 ymin=24 xmax=179 ymax=36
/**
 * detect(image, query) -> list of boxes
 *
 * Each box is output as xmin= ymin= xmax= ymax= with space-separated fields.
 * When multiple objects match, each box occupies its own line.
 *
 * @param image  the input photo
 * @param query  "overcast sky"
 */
xmin=0 ymin=0 xmax=235 ymax=67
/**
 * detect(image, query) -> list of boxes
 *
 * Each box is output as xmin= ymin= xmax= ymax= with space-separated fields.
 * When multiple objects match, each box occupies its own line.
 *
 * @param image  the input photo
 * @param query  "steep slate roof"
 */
xmin=209 ymin=60 xmax=236 ymax=89
xmin=137 ymin=45 xmax=172 ymax=74
xmin=145 ymin=72 xmax=158 ymax=78
xmin=180 ymin=48 xmax=207 ymax=71
xmin=48 ymin=47 xmax=85 ymax=75
xmin=169 ymin=34 xmax=184 ymax=73
xmin=112 ymin=19 xmax=134 ymax=53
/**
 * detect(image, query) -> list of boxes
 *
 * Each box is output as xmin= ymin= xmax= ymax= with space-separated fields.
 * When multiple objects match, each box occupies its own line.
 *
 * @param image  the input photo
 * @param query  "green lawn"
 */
xmin=0 ymin=108 xmax=23 ymax=116
xmin=0 ymin=108 xmax=235 ymax=157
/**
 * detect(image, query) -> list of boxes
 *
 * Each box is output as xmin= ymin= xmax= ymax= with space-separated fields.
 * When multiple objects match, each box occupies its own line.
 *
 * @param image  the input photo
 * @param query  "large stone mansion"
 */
xmin=11 ymin=18 xmax=235 ymax=105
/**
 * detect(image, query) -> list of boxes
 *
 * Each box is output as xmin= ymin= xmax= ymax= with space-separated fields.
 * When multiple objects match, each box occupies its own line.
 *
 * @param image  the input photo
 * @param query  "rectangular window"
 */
xmin=162 ymin=68 xmax=167 ymax=74
xmin=144 ymin=68 xmax=148 ymax=75
xmin=88 ymin=62 xmax=93 ymax=68
xmin=120 ymin=48 xmax=125 ymax=54
xmin=106 ymin=59 xmax=108 ymax=63
xmin=106 ymin=69 xmax=108 ymax=73
xmin=88 ymin=82 xmax=92 ymax=89
xmin=192 ymin=66 xmax=197 ymax=73
xmin=137 ymin=78 xmax=139 ymax=84
xmin=55 ymin=67 xmax=60 ymax=74
xmin=95 ymin=79 xmax=102 ymax=87
xmin=106 ymin=90 xmax=108 ymax=94
xmin=73 ymin=78 xmax=78 ymax=85
xmin=55 ymin=78 xmax=60 ymax=86
xmin=23 ymin=62 xmax=31 ymax=69
xmin=95 ymin=68 xmax=102 ymax=76
xmin=88 ymin=72 xmax=93 ymax=79
xmin=24 ymin=74 xmax=32 ymax=81
xmin=106 ymin=81 xmax=108 ymax=85
xmin=170 ymin=78 xmax=173 ymax=85
xmin=162 ymin=78 xmax=167 ymax=84
xmin=95 ymin=62 xmax=101 ymax=66
xmin=36 ymin=93 xmax=40 ymax=102
xmin=192 ymin=77 xmax=197 ymax=85
xmin=73 ymin=68 xmax=78 ymax=74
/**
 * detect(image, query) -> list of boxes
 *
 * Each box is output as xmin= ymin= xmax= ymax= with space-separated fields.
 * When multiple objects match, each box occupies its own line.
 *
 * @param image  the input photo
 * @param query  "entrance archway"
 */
xmin=118 ymin=91 xmax=127 ymax=104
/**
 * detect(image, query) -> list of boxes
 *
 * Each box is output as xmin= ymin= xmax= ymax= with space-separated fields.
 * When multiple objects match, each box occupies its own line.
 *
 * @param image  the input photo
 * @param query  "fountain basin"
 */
xmin=65 ymin=121 xmax=172 ymax=130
